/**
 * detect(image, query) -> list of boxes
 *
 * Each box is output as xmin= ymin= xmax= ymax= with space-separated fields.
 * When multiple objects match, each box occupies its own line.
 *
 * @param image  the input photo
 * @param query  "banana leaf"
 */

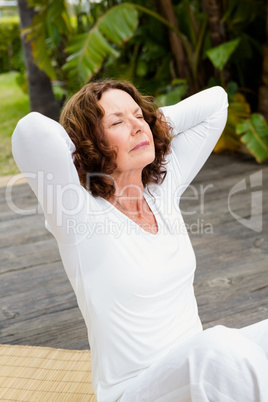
xmin=236 ymin=113 xmax=268 ymax=163
xmin=23 ymin=0 xmax=72 ymax=80
xmin=63 ymin=4 xmax=138 ymax=84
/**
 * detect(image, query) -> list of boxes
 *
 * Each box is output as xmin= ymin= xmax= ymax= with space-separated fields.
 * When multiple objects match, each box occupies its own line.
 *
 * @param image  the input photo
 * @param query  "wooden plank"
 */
xmin=0 ymin=215 xmax=50 ymax=249
xmin=0 ymin=260 xmax=88 ymax=349
xmin=0 ymin=238 xmax=61 ymax=274
xmin=1 ymin=308 xmax=89 ymax=349
xmin=0 ymin=152 xmax=267 ymax=350
xmin=0 ymin=184 xmax=39 ymax=221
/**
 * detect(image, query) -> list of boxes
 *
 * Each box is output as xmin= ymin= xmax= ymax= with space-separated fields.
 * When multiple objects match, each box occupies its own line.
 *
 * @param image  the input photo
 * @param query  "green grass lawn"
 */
xmin=0 ymin=71 xmax=30 ymax=176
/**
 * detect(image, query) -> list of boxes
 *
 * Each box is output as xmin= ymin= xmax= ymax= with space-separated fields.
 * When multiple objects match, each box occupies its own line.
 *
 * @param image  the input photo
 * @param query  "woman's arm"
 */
xmin=160 ymin=86 xmax=228 ymax=195
xmin=12 ymin=112 xmax=87 ymax=244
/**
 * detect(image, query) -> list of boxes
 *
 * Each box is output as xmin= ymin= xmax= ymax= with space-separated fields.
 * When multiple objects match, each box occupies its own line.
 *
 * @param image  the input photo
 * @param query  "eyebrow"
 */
xmin=107 ymin=107 xmax=141 ymax=118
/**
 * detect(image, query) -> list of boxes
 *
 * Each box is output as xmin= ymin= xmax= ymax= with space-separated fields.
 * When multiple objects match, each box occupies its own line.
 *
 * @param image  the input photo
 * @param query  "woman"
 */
xmin=12 ymin=80 xmax=268 ymax=401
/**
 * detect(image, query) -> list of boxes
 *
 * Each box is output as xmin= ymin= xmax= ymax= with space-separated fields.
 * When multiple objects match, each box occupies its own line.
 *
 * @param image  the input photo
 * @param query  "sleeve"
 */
xmin=12 ymin=112 xmax=88 ymax=245
xmin=160 ymin=86 xmax=228 ymax=196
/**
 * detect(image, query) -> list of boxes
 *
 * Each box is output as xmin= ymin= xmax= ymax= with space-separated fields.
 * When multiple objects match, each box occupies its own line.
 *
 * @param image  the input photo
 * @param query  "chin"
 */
xmin=117 ymin=150 xmax=156 ymax=172
xmin=140 ymin=151 xmax=155 ymax=169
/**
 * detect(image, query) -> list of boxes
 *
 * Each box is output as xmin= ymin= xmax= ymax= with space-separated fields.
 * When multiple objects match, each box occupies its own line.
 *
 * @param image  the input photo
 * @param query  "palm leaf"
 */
xmin=236 ymin=113 xmax=268 ymax=163
xmin=63 ymin=4 xmax=138 ymax=85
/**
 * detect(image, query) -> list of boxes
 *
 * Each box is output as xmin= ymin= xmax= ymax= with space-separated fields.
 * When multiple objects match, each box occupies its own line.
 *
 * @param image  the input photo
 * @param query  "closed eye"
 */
xmin=112 ymin=121 xmax=122 ymax=126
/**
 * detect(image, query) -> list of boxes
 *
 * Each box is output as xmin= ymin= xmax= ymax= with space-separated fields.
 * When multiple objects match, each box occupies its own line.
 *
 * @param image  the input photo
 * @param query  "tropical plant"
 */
xmin=202 ymin=0 xmax=268 ymax=161
xmin=20 ymin=0 xmax=268 ymax=162
xmin=236 ymin=114 xmax=268 ymax=162
xmin=23 ymin=1 xmax=140 ymax=93
xmin=214 ymin=90 xmax=251 ymax=154
xmin=63 ymin=4 xmax=139 ymax=90
xmin=17 ymin=0 xmax=61 ymax=120
xmin=258 ymin=0 xmax=268 ymax=122
xmin=0 ymin=16 xmax=23 ymax=73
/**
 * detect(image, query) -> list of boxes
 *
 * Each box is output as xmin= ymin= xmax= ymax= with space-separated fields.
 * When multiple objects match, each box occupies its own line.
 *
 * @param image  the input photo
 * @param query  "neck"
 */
xmin=108 ymin=170 xmax=145 ymax=215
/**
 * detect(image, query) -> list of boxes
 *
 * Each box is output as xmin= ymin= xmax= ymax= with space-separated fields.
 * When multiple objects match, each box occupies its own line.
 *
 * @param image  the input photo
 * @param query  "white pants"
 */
xmin=120 ymin=320 xmax=268 ymax=402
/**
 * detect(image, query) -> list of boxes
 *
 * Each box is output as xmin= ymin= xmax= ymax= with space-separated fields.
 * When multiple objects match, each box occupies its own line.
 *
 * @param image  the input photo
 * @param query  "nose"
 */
xmin=130 ymin=116 xmax=143 ymax=135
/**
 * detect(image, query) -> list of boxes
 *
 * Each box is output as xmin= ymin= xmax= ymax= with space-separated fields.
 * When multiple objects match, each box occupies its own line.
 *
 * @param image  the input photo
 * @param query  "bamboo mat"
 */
xmin=0 ymin=344 xmax=97 ymax=401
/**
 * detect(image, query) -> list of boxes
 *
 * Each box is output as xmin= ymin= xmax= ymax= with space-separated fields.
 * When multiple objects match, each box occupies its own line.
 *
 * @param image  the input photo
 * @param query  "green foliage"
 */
xmin=210 ymin=0 xmax=265 ymax=88
xmin=156 ymin=79 xmax=188 ymax=106
xmin=25 ymin=2 xmax=139 ymax=90
xmin=24 ymin=0 xmax=73 ymax=80
xmin=203 ymin=0 xmax=267 ymax=162
xmin=214 ymin=92 xmax=251 ymax=154
xmin=0 ymin=72 xmax=29 ymax=176
xmin=15 ymin=71 xmax=28 ymax=94
xmin=21 ymin=0 xmax=268 ymax=163
xmin=175 ymin=0 xmax=209 ymax=89
xmin=223 ymin=0 xmax=264 ymax=32
xmin=0 ymin=16 xmax=24 ymax=74
xmin=206 ymin=38 xmax=241 ymax=70
xmin=63 ymin=4 xmax=138 ymax=87
xmin=129 ymin=15 xmax=172 ymax=91
xmin=236 ymin=114 xmax=268 ymax=162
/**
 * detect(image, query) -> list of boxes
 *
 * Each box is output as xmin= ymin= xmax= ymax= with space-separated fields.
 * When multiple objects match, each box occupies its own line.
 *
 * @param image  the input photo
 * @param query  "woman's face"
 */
xmin=99 ymin=89 xmax=155 ymax=176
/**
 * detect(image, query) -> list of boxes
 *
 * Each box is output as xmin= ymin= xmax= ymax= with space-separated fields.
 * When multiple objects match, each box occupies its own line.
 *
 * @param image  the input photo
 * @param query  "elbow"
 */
xmin=212 ymin=86 xmax=229 ymax=110
xmin=12 ymin=112 xmax=42 ymax=143
xmin=14 ymin=111 xmax=42 ymax=132
xmin=12 ymin=112 xmax=48 ymax=168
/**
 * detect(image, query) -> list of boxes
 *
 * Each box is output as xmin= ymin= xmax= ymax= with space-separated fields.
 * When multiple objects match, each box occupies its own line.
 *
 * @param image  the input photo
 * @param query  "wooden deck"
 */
xmin=1 ymin=152 xmax=268 ymax=350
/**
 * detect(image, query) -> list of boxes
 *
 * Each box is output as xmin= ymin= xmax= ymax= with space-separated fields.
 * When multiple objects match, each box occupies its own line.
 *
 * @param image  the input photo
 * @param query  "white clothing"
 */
xmin=120 ymin=322 xmax=268 ymax=402
xmin=12 ymin=87 xmax=268 ymax=401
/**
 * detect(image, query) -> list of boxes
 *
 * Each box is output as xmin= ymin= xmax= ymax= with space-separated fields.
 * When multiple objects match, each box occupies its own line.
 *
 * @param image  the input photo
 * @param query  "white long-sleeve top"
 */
xmin=12 ymin=86 xmax=228 ymax=401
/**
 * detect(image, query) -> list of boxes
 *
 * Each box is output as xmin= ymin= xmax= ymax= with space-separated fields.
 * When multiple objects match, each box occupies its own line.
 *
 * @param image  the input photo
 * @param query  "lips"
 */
xmin=131 ymin=141 xmax=150 ymax=151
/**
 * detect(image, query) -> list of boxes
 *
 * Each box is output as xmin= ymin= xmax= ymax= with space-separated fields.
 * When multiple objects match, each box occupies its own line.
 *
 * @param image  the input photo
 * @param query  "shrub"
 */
xmin=0 ymin=16 xmax=24 ymax=73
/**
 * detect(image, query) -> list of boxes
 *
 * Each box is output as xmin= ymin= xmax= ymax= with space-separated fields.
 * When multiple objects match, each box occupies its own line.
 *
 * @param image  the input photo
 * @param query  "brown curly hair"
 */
xmin=60 ymin=79 xmax=172 ymax=198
